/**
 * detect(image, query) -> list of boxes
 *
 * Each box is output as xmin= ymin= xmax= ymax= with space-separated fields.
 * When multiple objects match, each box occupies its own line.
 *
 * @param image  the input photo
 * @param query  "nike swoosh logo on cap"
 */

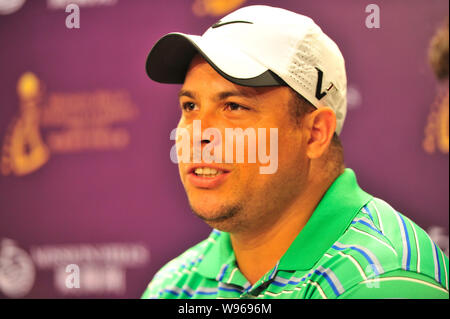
xmin=211 ymin=20 xmax=253 ymax=28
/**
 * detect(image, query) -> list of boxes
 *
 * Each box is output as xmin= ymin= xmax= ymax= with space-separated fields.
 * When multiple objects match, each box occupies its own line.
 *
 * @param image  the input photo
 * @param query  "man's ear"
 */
xmin=304 ymin=107 xmax=336 ymax=159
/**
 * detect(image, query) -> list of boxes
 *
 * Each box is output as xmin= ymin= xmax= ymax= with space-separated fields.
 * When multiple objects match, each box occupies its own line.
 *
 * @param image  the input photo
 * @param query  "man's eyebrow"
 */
xmin=178 ymin=89 xmax=257 ymax=100
xmin=216 ymin=90 xmax=257 ymax=100
xmin=178 ymin=89 xmax=196 ymax=99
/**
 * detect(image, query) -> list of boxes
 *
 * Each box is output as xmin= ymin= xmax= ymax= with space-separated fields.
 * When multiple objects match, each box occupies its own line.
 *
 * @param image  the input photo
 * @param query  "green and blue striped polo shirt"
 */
xmin=141 ymin=169 xmax=449 ymax=299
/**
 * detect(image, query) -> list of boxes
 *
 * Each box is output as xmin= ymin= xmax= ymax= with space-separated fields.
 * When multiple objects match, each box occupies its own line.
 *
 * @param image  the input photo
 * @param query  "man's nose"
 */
xmin=196 ymin=110 xmax=221 ymax=145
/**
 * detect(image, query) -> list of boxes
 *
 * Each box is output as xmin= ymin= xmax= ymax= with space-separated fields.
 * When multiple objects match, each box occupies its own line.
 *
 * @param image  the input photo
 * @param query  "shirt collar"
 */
xmin=279 ymin=168 xmax=372 ymax=270
xmin=197 ymin=168 xmax=373 ymax=278
xmin=197 ymin=230 xmax=234 ymax=279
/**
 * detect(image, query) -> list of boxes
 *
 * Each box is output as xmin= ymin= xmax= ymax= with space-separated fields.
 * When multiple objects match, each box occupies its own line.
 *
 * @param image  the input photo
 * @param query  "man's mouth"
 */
xmin=193 ymin=167 xmax=224 ymax=177
xmin=187 ymin=165 xmax=231 ymax=188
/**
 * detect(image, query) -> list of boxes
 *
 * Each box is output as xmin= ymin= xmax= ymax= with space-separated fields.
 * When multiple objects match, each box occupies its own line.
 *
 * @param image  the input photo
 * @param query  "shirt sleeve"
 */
xmin=141 ymin=286 xmax=152 ymax=299
xmin=338 ymin=269 xmax=449 ymax=299
xmin=140 ymin=272 xmax=167 ymax=299
xmin=140 ymin=268 xmax=168 ymax=299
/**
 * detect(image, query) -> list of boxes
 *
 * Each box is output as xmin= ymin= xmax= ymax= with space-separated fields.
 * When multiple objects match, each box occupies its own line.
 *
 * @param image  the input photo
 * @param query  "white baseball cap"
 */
xmin=146 ymin=5 xmax=347 ymax=134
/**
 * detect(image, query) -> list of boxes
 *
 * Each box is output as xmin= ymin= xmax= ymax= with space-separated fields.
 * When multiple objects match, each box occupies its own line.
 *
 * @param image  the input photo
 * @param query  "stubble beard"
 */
xmin=188 ymin=200 xmax=245 ymax=232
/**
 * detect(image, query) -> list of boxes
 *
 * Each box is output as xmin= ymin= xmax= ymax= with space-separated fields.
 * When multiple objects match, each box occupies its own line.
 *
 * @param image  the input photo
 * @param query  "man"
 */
xmin=142 ymin=5 xmax=449 ymax=299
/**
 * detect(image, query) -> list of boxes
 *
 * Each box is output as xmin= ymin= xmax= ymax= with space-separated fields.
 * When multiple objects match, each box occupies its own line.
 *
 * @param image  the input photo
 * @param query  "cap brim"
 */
xmin=146 ymin=33 xmax=286 ymax=87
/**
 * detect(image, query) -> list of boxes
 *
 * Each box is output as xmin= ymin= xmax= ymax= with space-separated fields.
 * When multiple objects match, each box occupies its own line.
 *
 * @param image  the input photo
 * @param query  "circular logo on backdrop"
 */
xmin=0 ymin=0 xmax=26 ymax=15
xmin=0 ymin=239 xmax=35 ymax=298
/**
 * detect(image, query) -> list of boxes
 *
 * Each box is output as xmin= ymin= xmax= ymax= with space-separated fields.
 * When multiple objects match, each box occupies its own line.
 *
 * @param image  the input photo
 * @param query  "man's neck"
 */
xmin=229 ymin=172 xmax=337 ymax=285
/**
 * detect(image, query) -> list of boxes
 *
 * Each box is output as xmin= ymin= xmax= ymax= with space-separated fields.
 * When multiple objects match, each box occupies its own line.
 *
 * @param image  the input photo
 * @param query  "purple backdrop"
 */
xmin=0 ymin=0 xmax=448 ymax=298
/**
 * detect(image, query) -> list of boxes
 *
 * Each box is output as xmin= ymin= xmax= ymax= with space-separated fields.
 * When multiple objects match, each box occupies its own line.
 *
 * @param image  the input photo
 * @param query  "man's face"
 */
xmin=177 ymin=55 xmax=310 ymax=233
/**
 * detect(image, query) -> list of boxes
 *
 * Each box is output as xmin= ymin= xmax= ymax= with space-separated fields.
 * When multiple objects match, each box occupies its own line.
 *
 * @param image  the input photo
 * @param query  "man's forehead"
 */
xmin=186 ymin=54 xmax=209 ymax=71
xmin=184 ymin=54 xmax=242 ymax=88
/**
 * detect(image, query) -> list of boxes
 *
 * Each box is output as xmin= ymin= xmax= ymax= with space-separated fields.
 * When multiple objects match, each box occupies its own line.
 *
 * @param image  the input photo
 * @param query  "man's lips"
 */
xmin=187 ymin=163 xmax=231 ymax=174
xmin=186 ymin=164 xmax=231 ymax=189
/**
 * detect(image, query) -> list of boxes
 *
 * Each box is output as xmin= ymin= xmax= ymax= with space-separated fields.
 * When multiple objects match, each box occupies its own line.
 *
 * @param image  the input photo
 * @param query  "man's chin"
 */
xmin=189 ymin=204 xmax=242 ymax=231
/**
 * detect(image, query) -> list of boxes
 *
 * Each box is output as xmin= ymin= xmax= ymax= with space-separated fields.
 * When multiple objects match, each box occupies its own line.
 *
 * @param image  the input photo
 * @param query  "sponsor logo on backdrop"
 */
xmin=0 ymin=0 xmax=119 ymax=14
xmin=192 ymin=0 xmax=245 ymax=17
xmin=0 ymin=239 xmax=35 ymax=298
xmin=0 ymin=0 xmax=25 ymax=15
xmin=47 ymin=0 xmax=117 ymax=10
xmin=0 ymin=72 xmax=139 ymax=176
xmin=31 ymin=242 xmax=150 ymax=295
xmin=0 ymin=238 xmax=150 ymax=297
xmin=423 ymin=88 xmax=449 ymax=155
xmin=1 ymin=72 xmax=50 ymax=176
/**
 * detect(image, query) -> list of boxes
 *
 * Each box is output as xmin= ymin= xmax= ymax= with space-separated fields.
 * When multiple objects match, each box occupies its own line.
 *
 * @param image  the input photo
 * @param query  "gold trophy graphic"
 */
xmin=423 ymin=19 xmax=449 ymax=155
xmin=192 ymin=0 xmax=246 ymax=16
xmin=1 ymin=72 xmax=50 ymax=176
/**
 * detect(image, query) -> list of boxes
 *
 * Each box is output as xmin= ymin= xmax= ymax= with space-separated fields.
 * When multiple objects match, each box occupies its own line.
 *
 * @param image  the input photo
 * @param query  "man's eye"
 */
xmin=224 ymin=102 xmax=249 ymax=111
xmin=182 ymin=102 xmax=197 ymax=112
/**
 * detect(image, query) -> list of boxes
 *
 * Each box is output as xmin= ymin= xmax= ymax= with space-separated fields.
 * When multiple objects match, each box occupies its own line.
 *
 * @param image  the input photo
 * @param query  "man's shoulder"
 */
xmin=364 ymin=197 xmax=447 ymax=274
xmin=141 ymin=230 xmax=219 ymax=298
xmin=324 ymin=197 xmax=449 ymax=297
